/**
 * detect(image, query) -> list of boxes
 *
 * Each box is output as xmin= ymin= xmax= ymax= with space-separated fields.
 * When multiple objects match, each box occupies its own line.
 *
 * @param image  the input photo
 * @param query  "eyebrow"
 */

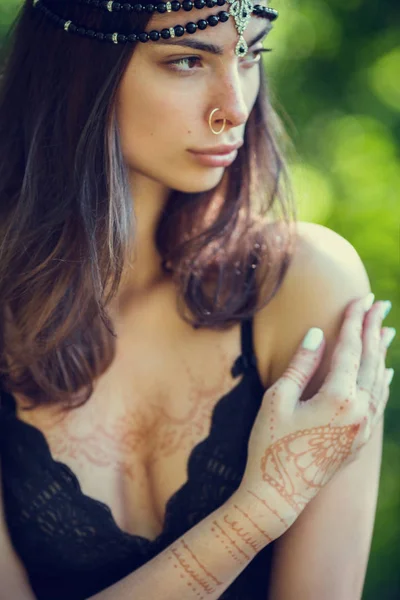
xmin=155 ymin=25 xmax=271 ymax=55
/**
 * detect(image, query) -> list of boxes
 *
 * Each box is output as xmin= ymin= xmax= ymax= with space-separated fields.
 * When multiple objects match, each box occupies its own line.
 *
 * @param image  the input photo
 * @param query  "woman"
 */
xmin=0 ymin=0 xmax=396 ymax=598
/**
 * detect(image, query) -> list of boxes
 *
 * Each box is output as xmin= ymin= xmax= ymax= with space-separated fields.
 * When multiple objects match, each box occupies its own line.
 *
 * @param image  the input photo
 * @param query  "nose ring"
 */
xmin=209 ymin=108 xmax=226 ymax=135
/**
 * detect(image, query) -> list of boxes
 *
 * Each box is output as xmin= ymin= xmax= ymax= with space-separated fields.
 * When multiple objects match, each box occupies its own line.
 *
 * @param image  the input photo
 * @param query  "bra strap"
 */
xmin=231 ymin=318 xmax=259 ymax=378
xmin=0 ymin=384 xmax=17 ymax=418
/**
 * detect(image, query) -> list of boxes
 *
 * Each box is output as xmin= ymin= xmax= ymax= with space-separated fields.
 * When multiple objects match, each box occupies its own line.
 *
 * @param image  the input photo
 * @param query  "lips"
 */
xmin=189 ymin=149 xmax=239 ymax=167
xmin=189 ymin=140 xmax=244 ymax=155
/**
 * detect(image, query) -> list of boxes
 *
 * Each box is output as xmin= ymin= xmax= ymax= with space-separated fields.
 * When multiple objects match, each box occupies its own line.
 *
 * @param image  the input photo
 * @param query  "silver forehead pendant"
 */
xmin=226 ymin=0 xmax=254 ymax=57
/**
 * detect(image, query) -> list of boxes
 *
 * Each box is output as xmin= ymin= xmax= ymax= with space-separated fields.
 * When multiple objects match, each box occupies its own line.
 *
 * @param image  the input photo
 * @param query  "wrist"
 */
xmin=230 ymin=484 xmax=298 ymax=542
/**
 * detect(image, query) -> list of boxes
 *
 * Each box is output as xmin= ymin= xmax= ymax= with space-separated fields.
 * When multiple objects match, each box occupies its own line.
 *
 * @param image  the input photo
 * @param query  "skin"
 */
xmin=115 ymin=1 xmax=271 ymax=293
xmin=12 ymin=4 xmax=277 ymax=541
xmin=1 ymin=4 xmax=393 ymax=598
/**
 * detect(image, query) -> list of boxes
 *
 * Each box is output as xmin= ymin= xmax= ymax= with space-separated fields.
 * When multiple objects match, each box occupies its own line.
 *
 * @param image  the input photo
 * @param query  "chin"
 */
xmin=173 ymin=169 xmax=225 ymax=194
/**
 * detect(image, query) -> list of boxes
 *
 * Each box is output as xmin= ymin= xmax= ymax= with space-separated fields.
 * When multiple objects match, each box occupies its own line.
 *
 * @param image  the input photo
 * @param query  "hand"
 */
xmin=235 ymin=294 xmax=394 ymax=540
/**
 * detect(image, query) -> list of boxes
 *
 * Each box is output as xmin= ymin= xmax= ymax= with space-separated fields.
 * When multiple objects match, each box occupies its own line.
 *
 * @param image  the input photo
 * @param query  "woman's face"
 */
xmin=116 ymin=2 xmax=271 ymax=194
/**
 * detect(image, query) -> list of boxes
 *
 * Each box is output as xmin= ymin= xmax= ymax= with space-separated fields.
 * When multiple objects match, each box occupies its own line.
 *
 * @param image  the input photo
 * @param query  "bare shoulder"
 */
xmin=253 ymin=220 xmax=371 ymax=398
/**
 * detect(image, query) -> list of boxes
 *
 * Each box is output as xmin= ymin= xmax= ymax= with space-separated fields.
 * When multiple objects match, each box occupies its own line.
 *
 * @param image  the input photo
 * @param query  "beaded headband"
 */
xmin=32 ymin=0 xmax=278 ymax=57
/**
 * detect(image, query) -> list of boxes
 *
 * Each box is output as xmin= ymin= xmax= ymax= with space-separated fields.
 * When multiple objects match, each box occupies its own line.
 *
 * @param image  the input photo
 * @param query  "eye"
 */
xmin=166 ymin=48 xmax=273 ymax=73
xmin=167 ymin=56 xmax=202 ymax=72
xmin=244 ymin=48 xmax=273 ymax=64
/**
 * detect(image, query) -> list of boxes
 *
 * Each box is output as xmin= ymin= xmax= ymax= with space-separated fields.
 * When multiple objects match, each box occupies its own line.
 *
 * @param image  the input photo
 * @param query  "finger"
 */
xmin=369 ymin=348 xmax=386 ymax=415
xmin=320 ymin=294 xmax=375 ymax=398
xmin=369 ymin=327 xmax=396 ymax=413
xmin=374 ymin=369 xmax=393 ymax=424
xmin=357 ymin=302 xmax=389 ymax=396
xmin=275 ymin=327 xmax=325 ymax=412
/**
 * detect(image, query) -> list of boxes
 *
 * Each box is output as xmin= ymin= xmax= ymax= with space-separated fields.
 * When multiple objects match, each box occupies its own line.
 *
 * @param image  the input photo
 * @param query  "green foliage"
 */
xmin=1 ymin=0 xmax=399 ymax=597
xmin=267 ymin=2 xmax=399 ymax=596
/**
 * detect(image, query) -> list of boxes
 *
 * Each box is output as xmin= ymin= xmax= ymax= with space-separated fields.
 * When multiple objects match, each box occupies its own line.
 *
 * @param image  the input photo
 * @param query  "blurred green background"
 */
xmin=1 ymin=0 xmax=399 ymax=598
xmin=265 ymin=3 xmax=399 ymax=597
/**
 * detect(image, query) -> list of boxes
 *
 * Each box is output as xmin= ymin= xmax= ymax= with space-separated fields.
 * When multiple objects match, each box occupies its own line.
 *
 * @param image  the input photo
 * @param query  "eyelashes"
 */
xmin=167 ymin=48 xmax=273 ymax=72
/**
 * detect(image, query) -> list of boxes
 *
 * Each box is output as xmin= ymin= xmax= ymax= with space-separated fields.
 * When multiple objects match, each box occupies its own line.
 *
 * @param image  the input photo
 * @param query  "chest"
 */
xmin=15 ymin=320 xmax=267 ymax=542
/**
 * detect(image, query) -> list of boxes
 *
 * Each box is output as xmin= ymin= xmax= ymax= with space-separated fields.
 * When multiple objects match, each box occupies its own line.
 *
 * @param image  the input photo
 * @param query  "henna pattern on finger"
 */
xmin=259 ymin=425 xmax=360 ymax=512
xmin=284 ymin=362 xmax=311 ymax=389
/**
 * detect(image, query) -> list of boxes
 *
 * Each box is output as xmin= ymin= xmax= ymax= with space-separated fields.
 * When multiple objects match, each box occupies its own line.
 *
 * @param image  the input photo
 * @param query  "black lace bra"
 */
xmin=0 ymin=318 xmax=276 ymax=599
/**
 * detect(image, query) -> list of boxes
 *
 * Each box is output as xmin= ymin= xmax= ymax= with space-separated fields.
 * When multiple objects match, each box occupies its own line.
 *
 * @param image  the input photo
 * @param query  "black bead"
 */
xmin=157 ymin=3 xmax=167 ymax=12
xmin=138 ymin=32 xmax=149 ymax=42
xmin=77 ymin=27 xmax=86 ymax=35
xmin=171 ymin=1 xmax=180 ymax=10
xmin=160 ymin=28 xmax=171 ymax=39
xmin=96 ymin=31 xmax=105 ymax=40
xmin=145 ymin=4 xmax=155 ymax=12
xmin=101 ymin=1 xmax=108 ymax=8
xmin=207 ymin=14 xmax=219 ymax=26
xmin=197 ymin=18 xmax=207 ymax=29
xmin=86 ymin=29 xmax=96 ymax=38
xmin=133 ymin=3 xmax=143 ymax=12
xmin=122 ymin=3 xmax=132 ymax=11
xmin=117 ymin=33 xmax=127 ymax=42
xmin=174 ymin=25 xmax=185 ymax=36
xmin=105 ymin=33 xmax=114 ymax=42
xmin=218 ymin=10 xmax=229 ymax=22
xmin=194 ymin=0 xmax=205 ymax=8
xmin=206 ymin=0 xmax=216 ymax=7
xmin=217 ymin=0 xmax=225 ymax=6
xmin=69 ymin=23 xmax=78 ymax=33
xmin=186 ymin=22 xmax=197 ymax=33
xmin=182 ymin=0 xmax=193 ymax=10
xmin=149 ymin=30 xmax=161 ymax=41
xmin=127 ymin=33 xmax=138 ymax=42
xmin=113 ymin=2 xmax=121 ymax=10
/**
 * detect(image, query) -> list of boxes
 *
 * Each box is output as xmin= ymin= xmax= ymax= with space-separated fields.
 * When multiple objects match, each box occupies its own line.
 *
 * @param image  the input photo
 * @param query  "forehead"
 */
xmin=146 ymin=0 xmax=271 ymax=47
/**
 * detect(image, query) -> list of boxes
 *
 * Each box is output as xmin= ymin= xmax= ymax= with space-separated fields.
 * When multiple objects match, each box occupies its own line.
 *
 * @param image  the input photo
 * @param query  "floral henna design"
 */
xmin=259 ymin=424 xmax=360 ymax=512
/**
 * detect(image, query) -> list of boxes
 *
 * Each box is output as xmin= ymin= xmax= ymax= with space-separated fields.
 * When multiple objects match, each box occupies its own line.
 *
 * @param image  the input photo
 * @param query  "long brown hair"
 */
xmin=0 ymin=0 xmax=297 ymax=410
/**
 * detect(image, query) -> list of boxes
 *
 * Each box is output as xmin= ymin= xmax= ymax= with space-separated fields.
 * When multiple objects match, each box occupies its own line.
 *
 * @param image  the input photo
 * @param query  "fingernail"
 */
xmin=382 ymin=301 xmax=392 ymax=320
xmin=382 ymin=328 xmax=396 ymax=348
xmin=387 ymin=369 xmax=394 ymax=385
xmin=302 ymin=328 xmax=324 ymax=351
xmin=363 ymin=293 xmax=375 ymax=311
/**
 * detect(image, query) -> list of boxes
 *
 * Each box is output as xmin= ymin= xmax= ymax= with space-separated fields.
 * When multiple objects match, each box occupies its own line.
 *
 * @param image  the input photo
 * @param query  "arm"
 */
xmin=0 ymin=465 xmax=273 ymax=600
xmin=89 ymin=494 xmax=270 ymax=600
xmin=265 ymin=221 xmax=384 ymax=600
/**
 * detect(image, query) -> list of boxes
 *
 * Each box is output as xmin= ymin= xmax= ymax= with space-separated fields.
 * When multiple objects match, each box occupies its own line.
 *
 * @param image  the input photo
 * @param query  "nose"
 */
xmin=209 ymin=69 xmax=250 ymax=130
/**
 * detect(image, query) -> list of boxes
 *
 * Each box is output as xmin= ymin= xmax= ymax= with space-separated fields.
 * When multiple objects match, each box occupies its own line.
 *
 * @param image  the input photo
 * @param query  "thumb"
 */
xmin=278 ymin=327 xmax=325 ymax=411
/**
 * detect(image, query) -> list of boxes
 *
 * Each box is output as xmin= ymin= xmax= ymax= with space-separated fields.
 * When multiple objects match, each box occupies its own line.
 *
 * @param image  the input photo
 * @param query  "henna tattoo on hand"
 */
xmin=259 ymin=424 xmax=360 ymax=513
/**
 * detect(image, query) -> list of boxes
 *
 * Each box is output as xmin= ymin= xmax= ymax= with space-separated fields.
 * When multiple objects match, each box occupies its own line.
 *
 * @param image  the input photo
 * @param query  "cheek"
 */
xmin=117 ymin=79 xmax=196 ymax=155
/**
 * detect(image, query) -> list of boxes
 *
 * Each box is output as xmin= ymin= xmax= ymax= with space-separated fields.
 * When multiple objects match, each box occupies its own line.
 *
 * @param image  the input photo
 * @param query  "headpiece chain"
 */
xmin=32 ymin=0 xmax=278 ymax=57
